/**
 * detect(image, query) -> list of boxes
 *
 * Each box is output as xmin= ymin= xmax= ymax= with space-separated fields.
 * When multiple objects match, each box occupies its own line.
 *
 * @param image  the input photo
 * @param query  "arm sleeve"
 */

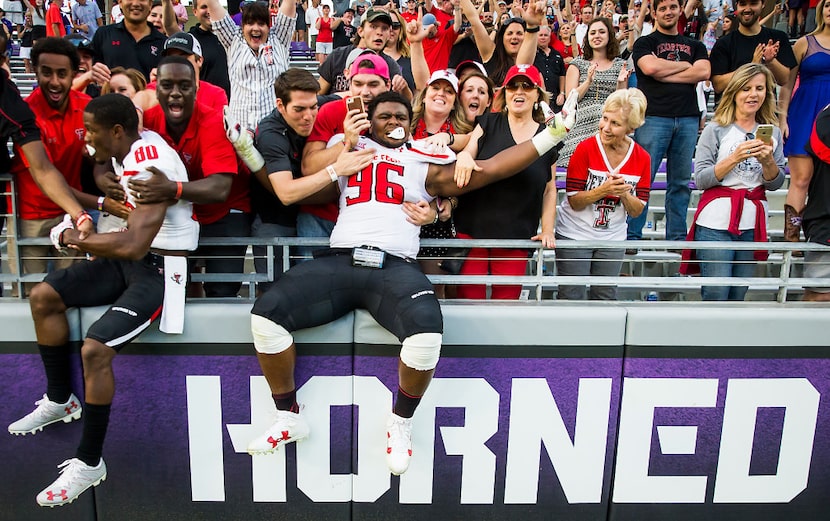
xmin=764 ymin=127 xmax=787 ymax=191
xmin=565 ymin=139 xmax=591 ymax=195
xmin=257 ymin=128 xmax=294 ymax=176
xmin=211 ymin=14 xmax=238 ymax=50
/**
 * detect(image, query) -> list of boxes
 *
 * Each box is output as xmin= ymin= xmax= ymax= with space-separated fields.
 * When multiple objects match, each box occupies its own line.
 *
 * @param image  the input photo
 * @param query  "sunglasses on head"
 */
xmin=505 ymin=81 xmax=535 ymax=91
xmin=68 ymin=38 xmax=92 ymax=48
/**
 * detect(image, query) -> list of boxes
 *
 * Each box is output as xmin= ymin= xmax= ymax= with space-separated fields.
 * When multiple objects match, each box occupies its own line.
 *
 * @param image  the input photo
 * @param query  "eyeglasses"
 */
xmin=391 ymin=22 xmax=401 ymax=28
xmin=505 ymin=81 xmax=535 ymax=91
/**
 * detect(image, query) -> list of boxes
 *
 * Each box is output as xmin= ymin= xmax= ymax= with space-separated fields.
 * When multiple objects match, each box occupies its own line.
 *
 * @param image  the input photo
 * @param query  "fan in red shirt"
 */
xmin=45 ymin=0 xmax=66 ymax=36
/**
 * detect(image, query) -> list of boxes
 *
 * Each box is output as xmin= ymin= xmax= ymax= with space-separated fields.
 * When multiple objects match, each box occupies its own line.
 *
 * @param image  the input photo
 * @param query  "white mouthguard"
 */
xmin=85 ymin=144 xmax=97 ymax=157
xmin=387 ymin=127 xmax=406 ymax=140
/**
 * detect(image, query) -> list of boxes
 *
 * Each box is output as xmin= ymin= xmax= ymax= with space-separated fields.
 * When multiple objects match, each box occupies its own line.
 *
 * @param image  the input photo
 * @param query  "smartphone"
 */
xmin=346 ymin=96 xmax=364 ymax=114
xmin=756 ymin=124 xmax=774 ymax=145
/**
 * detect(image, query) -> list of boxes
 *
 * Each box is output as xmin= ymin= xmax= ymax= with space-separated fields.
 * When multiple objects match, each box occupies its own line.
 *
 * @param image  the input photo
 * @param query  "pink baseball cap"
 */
xmin=349 ymin=53 xmax=390 ymax=81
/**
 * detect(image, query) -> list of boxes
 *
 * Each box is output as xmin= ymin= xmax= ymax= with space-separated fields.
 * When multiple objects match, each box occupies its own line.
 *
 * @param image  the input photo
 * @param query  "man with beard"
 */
xmin=207 ymin=0 xmax=296 ymax=133
xmin=710 ymin=0 xmax=796 ymax=93
xmin=8 ymin=93 xmax=198 ymax=507
xmin=91 ymin=0 xmax=168 ymax=81
xmin=244 ymin=90 xmax=575 ymax=476
xmin=7 ymin=37 xmax=126 ymax=295
xmin=626 ymin=0 xmax=710 ymax=245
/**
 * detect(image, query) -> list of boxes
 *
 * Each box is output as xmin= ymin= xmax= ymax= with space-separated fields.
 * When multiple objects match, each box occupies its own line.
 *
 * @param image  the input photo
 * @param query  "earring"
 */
xmin=534 ymin=102 xmax=539 ymax=110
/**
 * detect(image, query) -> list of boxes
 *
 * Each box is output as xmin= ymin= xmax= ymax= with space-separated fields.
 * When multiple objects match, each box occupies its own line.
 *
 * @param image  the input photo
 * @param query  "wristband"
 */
xmin=326 ymin=165 xmax=338 ymax=182
xmin=447 ymin=132 xmax=455 ymax=146
xmin=174 ymin=181 xmax=183 ymax=200
xmin=525 ymin=25 xmax=540 ymax=33
xmin=75 ymin=211 xmax=92 ymax=229
xmin=97 ymin=196 xmax=105 ymax=211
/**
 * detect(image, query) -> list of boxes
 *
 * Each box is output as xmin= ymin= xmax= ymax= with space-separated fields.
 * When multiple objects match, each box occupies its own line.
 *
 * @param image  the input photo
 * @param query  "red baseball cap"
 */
xmin=502 ymin=64 xmax=543 ymax=88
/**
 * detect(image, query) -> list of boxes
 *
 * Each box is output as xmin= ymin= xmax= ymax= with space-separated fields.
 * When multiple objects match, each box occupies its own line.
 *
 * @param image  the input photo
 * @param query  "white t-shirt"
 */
xmin=327 ymin=135 xmax=455 ymax=259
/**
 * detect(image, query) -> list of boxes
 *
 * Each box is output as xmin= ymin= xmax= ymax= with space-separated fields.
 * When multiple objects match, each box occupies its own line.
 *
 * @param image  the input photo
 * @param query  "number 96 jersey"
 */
xmin=329 ymin=135 xmax=455 ymax=259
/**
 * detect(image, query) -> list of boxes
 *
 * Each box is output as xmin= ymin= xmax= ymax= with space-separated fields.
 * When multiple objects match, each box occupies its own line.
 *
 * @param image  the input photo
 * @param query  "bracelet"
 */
xmin=326 ymin=165 xmax=338 ymax=182
xmin=449 ymin=196 xmax=458 ymax=210
xmin=97 ymin=196 xmax=105 ymax=211
xmin=447 ymin=132 xmax=455 ymax=146
xmin=74 ymin=210 xmax=92 ymax=228
xmin=431 ymin=208 xmax=440 ymax=224
xmin=174 ymin=181 xmax=183 ymax=200
xmin=525 ymin=25 xmax=540 ymax=33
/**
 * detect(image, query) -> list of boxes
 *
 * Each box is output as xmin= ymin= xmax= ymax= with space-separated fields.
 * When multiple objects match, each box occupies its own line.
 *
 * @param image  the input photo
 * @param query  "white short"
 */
xmin=315 ymin=41 xmax=332 ymax=54
xmin=18 ymin=46 xmax=31 ymax=59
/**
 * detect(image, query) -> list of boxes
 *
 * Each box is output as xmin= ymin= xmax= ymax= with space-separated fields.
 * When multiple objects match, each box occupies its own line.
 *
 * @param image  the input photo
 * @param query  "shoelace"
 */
xmin=54 ymin=459 xmax=85 ymax=486
xmin=387 ymin=419 xmax=411 ymax=452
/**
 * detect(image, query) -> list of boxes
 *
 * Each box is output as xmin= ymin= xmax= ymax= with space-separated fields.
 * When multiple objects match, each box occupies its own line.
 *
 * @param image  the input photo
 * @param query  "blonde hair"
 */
xmin=812 ymin=0 xmax=827 ymax=34
xmin=101 ymin=67 xmax=147 ymax=96
xmin=603 ymin=88 xmax=647 ymax=130
xmin=390 ymin=12 xmax=410 ymax=58
xmin=411 ymin=81 xmax=473 ymax=135
xmin=713 ymin=64 xmax=778 ymax=126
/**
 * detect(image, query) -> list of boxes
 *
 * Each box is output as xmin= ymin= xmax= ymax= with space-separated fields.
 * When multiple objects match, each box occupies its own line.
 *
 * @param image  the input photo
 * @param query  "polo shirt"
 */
xmin=10 ymin=89 xmax=89 ymax=220
xmin=252 ymin=108 xmax=307 ymax=227
xmin=91 ymin=21 xmax=167 ymax=81
xmin=144 ymin=102 xmax=249 ymax=225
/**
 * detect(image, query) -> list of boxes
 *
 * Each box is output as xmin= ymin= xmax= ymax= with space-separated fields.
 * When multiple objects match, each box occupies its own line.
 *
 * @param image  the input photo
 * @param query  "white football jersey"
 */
xmin=113 ymin=131 xmax=199 ymax=251
xmin=328 ymin=135 xmax=456 ymax=259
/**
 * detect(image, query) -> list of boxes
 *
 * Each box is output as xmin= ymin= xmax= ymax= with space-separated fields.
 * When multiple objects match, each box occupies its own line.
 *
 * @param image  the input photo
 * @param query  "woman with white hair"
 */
xmin=555 ymin=88 xmax=651 ymax=300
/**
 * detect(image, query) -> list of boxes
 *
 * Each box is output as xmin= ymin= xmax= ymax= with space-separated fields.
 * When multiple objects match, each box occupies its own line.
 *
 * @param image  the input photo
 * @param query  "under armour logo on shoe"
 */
xmin=267 ymin=431 xmax=290 ymax=448
xmin=65 ymin=401 xmax=78 ymax=415
xmin=46 ymin=489 xmax=68 ymax=501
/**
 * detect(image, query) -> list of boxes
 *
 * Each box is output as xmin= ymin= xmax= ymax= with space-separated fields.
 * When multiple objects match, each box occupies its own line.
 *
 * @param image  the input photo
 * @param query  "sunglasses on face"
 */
xmin=391 ymin=22 xmax=401 ymax=28
xmin=505 ymin=81 xmax=534 ymax=91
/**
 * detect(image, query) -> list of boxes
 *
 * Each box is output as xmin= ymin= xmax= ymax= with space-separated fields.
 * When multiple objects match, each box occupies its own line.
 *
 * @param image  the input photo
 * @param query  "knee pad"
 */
xmin=251 ymin=314 xmax=294 ymax=354
xmin=400 ymin=332 xmax=442 ymax=371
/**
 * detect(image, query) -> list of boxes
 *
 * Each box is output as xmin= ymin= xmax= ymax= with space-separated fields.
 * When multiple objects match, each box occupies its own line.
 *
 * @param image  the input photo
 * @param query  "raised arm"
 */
xmin=407 ymin=19 xmax=431 ymax=90
xmin=461 ymin=0 xmax=495 ymax=63
xmin=206 ymin=0 xmax=228 ymax=25
xmin=516 ymin=1 xmax=547 ymax=66
xmin=162 ymin=0 xmax=180 ymax=36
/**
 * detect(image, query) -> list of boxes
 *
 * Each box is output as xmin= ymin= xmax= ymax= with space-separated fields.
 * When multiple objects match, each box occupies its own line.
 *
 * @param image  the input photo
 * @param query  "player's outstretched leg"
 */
xmin=247 ymin=314 xmax=310 ymax=455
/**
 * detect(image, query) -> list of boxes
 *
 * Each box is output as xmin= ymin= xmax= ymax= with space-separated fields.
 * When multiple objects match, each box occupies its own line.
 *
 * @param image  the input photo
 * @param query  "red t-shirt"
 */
xmin=303 ymin=98 xmax=349 ymax=222
xmin=11 ymin=89 xmax=90 ymax=220
xmin=145 ymin=80 xmax=228 ymax=113
xmin=46 ymin=3 xmax=66 ymax=37
xmin=144 ymin=102 xmax=250 ymax=224
xmin=401 ymin=11 xmax=418 ymax=23
xmin=423 ymin=25 xmax=459 ymax=73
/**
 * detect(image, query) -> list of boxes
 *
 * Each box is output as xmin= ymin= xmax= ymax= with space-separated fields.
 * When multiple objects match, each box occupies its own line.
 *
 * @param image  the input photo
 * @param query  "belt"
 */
xmin=144 ymin=251 xmax=165 ymax=269
xmin=315 ymin=246 xmax=415 ymax=264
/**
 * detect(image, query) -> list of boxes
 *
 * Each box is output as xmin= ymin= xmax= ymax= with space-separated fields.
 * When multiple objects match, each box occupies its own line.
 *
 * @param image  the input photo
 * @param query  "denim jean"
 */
xmin=627 ymin=116 xmax=699 ymax=241
xmin=694 ymin=225 xmax=756 ymax=301
xmin=296 ymin=211 xmax=335 ymax=263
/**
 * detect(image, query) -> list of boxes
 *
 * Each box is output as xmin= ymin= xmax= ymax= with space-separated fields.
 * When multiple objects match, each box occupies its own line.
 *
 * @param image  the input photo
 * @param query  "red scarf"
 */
xmin=412 ymin=118 xmax=454 ymax=140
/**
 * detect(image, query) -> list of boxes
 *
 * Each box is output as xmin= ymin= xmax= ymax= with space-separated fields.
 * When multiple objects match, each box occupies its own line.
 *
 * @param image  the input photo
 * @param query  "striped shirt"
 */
xmin=212 ymin=13 xmax=295 ymax=132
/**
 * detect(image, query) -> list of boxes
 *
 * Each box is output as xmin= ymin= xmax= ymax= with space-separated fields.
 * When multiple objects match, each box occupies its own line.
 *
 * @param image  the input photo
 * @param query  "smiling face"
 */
xmin=598 ymin=108 xmax=631 ymax=148
xmin=193 ymin=0 xmax=210 ymax=27
xmin=371 ymin=100 xmax=410 ymax=147
xmin=502 ymin=22 xmax=524 ymax=56
xmin=108 ymin=73 xmax=138 ymax=98
xmin=504 ymin=76 xmax=539 ymax=116
xmin=459 ymin=75 xmax=490 ymax=122
xmin=653 ymin=0 xmax=680 ymax=32
xmin=148 ymin=4 xmax=164 ymax=29
xmin=734 ymin=73 xmax=766 ymax=119
xmin=156 ymin=62 xmax=196 ymax=130
xmin=735 ymin=0 xmax=763 ymax=28
xmin=424 ymin=79 xmax=456 ymax=118
xmin=243 ymin=19 xmax=269 ymax=52
xmin=36 ymin=53 xmax=74 ymax=112
xmin=587 ymin=20 xmax=609 ymax=50
xmin=119 ymin=0 xmax=152 ymax=24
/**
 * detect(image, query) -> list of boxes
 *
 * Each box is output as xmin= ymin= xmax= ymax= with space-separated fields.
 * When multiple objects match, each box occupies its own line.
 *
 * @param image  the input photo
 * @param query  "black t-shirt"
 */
xmin=803 ymin=107 xmax=830 ymax=245
xmin=633 ymin=30 xmax=709 ymax=118
xmin=0 ymin=71 xmax=41 ymax=174
xmin=534 ymin=47 xmax=565 ymax=98
xmin=448 ymin=36 xmax=481 ymax=69
xmin=190 ymin=24 xmax=231 ymax=98
xmin=91 ymin=21 xmax=167 ymax=81
xmin=453 ymin=113 xmax=558 ymax=239
xmin=333 ymin=23 xmax=357 ymax=48
xmin=253 ymin=108 xmax=307 ymax=226
xmin=709 ymin=26 xmax=797 ymax=78
xmin=318 ymin=45 xmax=402 ymax=92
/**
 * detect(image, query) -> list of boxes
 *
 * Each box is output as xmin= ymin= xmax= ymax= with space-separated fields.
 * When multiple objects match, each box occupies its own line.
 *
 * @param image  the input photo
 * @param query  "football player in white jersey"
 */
xmin=8 ymin=93 xmax=199 ymax=507
xmin=247 ymin=90 xmax=574 ymax=476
